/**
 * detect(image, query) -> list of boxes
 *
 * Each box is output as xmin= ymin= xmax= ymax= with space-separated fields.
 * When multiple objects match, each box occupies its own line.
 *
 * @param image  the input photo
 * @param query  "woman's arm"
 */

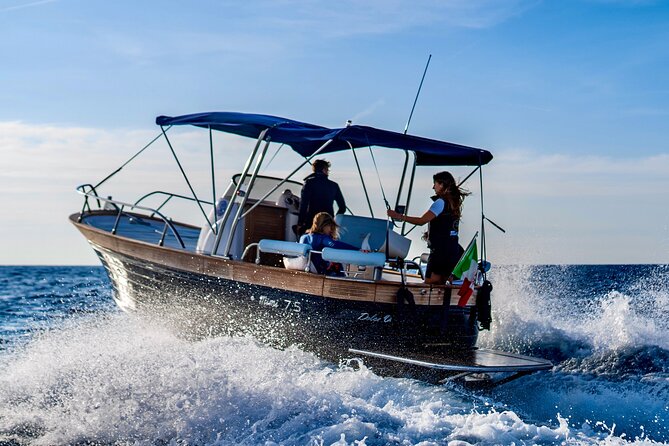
xmin=387 ymin=209 xmax=436 ymax=226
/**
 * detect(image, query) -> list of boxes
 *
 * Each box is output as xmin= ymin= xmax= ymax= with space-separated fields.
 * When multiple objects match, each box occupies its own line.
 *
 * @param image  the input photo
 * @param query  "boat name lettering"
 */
xmin=258 ymin=295 xmax=279 ymax=308
xmin=257 ymin=295 xmax=301 ymax=313
xmin=358 ymin=312 xmax=392 ymax=323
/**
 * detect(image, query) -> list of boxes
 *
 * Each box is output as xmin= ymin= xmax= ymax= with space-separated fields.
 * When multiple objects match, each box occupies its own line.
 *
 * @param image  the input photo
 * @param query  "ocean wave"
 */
xmin=479 ymin=264 xmax=669 ymax=355
xmin=0 ymin=313 xmax=665 ymax=446
xmin=471 ymin=264 xmax=669 ymax=442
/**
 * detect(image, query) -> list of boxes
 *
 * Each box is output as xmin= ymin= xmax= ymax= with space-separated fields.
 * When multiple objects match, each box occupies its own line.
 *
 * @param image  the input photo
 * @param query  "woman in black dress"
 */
xmin=387 ymin=171 xmax=469 ymax=284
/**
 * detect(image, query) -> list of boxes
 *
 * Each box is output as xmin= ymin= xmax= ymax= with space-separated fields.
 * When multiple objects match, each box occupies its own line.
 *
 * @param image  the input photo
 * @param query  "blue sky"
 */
xmin=1 ymin=0 xmax=668 ymax=264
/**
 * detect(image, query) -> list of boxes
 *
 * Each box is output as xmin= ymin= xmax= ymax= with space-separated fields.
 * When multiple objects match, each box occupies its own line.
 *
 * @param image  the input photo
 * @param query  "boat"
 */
xmin=70 ymin=111 xmax=551 ymax=385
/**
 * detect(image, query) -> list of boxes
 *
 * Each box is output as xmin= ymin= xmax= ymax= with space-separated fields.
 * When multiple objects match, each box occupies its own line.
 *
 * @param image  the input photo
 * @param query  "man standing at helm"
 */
xmin=296 ymin=159 xmax=346 ymax=235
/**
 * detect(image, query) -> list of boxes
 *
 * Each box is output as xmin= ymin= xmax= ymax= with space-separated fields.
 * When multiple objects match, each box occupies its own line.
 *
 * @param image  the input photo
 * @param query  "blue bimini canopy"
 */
xmin=156 ymin=112 xmax=493 ymax=166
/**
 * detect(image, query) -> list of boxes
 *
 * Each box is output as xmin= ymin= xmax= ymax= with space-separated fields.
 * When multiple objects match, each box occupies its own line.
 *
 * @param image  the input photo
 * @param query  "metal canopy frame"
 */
xmin=203 ymin=131 xmax=427 ymax=260
xmin=197 ymin=135 xmax=484 ymax=263
xmin=87 ymin=116 xmax=494 ymax=265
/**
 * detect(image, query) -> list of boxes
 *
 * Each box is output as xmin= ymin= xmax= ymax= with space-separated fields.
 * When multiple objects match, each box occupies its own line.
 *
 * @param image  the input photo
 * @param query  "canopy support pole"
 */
xmin=479 ymin=162 xmax=487 ymax=279
xmin=401 ymin=155 xmax=417 ymax=236
xmin=239 ymin=138 xmax=336 ymax=220
xmin=223 ymin=137 xmax=273 ymax=258
xmin=161 ymin=126 xmax=212 ymax=232
xmin=212 ymin=129 xmax=269 ymax=256
xmin=367 ymin=146 xmax=392 ymax=211
xmin=94 ymin=128 xmax=169 ymax=189
xmin=209 ymin=126 xmax=218 ymax=235
xmin=394 ymin=151 xmax=410 ymax=211
xmin=349 ymin=141 xmax=374 ymax=217
xmin=458 ymin=165 xmax=481 ymax=188
xmin=263 ymin=143 xmax=285 ymax=170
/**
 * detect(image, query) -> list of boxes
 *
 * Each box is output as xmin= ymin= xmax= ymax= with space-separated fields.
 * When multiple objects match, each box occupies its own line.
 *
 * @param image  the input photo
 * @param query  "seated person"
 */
xmin=299 ymin=212 xmax=358 ymax=276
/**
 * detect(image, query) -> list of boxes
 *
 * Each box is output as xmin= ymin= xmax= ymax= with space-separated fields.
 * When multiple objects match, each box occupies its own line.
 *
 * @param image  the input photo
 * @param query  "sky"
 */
xmin=1 ymin=0 xmax=668 ymax=265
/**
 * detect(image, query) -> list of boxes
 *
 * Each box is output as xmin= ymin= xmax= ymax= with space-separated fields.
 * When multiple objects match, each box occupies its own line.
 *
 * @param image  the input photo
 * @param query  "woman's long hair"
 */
xmin=308 ymin=212 xmax=340 ymax=239
xmin=433 ymin=171 xmax=470 ymax=219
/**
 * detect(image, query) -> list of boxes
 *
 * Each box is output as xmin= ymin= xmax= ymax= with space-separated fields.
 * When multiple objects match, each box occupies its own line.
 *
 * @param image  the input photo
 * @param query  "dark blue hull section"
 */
xmin=93 ymin=245 xmax=479 ymax=362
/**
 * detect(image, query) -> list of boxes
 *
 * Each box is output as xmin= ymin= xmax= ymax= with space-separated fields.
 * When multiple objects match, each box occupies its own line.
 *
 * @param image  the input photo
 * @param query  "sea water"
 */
xmin=0 ymin=265 xmax=667 ymax=445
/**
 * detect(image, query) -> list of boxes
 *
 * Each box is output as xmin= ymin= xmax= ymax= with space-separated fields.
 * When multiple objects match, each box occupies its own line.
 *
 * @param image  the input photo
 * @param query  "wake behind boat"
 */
xmin=70 ymin=111 xmax=551 ymax=385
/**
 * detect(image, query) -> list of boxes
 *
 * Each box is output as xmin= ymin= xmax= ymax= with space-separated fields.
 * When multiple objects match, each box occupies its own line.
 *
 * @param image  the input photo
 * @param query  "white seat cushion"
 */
xmin=258 ymin=239 xmax=311 ymax=257
xmin=321 ymin=248 xmax=386 ymax=267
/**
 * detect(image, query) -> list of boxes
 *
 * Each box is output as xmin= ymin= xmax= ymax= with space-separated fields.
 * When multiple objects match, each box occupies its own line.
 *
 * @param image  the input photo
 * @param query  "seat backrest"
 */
xmin=321 ymin=248 xmax=386 ymax=267
xmin=335 ymin=215 xmax=388 ymax=250
xmin=335 ymin=214 xmax=411 ymax=258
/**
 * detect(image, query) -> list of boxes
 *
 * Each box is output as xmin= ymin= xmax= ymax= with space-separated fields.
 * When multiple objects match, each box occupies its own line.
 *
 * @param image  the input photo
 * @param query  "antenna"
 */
xmin=392 ymin=54 xmax=432 ymax=232
xmin=403 ymin=54 xmax=432 ymax=135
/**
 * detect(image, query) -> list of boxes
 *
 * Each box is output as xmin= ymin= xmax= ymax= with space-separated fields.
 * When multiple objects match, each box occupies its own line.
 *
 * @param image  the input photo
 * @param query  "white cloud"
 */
xmin=95 ymin=0 xmax=538 ymax=64
xmin=477 ymin=149 xmax=669 ymax=264
xmin=350 ymin=100 xmax=387 ymax=124
xmin=485 ymin=149 xmax=669 ymax=197
xmin=261 ymin=0 xmax=538 ymax=35
xmin=585 ymin=0 xmax=658 ymax=5
xmin=99 ymin=30 xmax=286 ymax=66
xmin=0 ymin=121 xmax=304 ymax=264
xmin=0 ymin=0 xmax=56 ymax=13
xmin=1 ymin=121 xmax=666 ymax=265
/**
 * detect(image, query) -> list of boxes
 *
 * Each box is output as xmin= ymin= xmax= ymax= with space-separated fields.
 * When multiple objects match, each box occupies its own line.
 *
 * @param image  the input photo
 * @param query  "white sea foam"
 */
xmin=472 ymin=265 xmax=669 ymax=443
xmin=1 ymin=265 xmax=668 ymax=444
xmin=1 ymin=312 xmax=662 ymax=445
xmin=479 ymin=265 xmax=669 ymax=354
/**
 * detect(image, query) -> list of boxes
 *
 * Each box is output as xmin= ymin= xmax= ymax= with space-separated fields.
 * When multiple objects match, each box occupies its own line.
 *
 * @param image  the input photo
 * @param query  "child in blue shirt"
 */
xmin=299 ymin=212 xmax=358 ymax=275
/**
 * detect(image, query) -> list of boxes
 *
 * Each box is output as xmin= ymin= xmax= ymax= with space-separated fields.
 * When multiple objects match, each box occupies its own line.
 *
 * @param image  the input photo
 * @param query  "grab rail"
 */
xmin=75 ymin=185 xmax=186 ymax=249
xmin=133 ymin=191 xmax=214 ymax=216
xmin=132 ymin=190 xmax=216 ymax=234
xmin=77 ymin=183 xmax=103 ymax=213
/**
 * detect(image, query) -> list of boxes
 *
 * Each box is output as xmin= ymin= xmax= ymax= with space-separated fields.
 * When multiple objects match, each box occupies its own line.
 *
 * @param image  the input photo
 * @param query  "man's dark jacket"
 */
xmin=297 ymin=172 xmax=346 ymax=231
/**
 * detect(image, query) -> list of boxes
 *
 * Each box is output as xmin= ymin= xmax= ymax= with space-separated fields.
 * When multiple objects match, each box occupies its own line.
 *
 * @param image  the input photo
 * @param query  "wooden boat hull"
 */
xmin=71 ymin=212 xmax=480 ymax=361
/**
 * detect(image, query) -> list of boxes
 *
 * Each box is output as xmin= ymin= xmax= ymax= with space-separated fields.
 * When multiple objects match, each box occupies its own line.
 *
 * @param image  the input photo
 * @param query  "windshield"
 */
xmin=223 ymin=174 xmax=303 ymax=203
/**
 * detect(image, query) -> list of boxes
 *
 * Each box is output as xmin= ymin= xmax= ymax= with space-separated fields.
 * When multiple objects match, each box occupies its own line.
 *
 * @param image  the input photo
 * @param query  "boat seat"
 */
xmin=322 ymin=248 xmax=386 ymax=280
xmin=321 ymin=248 xmax=386 ymax=267
xmin=256 ymin=239 xmax=312 ymax=271
xmin=335 ymin=214 xmax=411 ymax=259
xmin=257 ymin=239 xmax=311 ymax=257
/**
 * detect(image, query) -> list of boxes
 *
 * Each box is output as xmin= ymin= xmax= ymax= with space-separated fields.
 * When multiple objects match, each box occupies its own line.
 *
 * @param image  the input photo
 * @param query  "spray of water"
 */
xmin=2 ymin=264 xmax=669 ymax=444
xmin=476 ymin=265 xmax=669 ymax=441
xmin=3 ymin=311 xmax=661 ymax=445
xmin=479 ymin=265 xmax=669 ymax=355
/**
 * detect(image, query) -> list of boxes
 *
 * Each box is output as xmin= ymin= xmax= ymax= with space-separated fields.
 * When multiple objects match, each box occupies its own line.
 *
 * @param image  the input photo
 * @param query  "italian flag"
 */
xmin=452 ymin=238 xmax=478 ymax=307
